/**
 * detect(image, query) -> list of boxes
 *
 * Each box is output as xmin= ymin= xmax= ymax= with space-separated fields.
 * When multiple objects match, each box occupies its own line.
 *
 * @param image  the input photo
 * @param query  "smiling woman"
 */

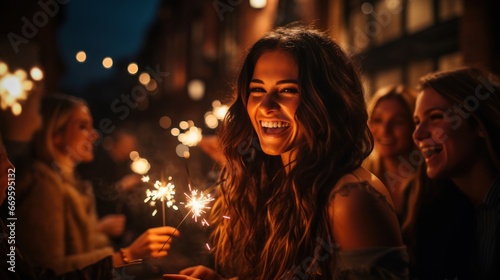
xmin=179 ymin=24 xmax=409 ymax=280
xmin=13 ymin=94 xmax=180 ymax=277
xmin=413 ymin=67 xmax=500 ymax=279
xmin=247 ymin=50 xmax=302 ymax=165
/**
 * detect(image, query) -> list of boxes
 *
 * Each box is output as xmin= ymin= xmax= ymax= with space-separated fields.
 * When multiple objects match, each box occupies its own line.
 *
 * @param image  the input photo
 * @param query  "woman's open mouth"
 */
xmin=260 ymin=121 xmax=290 ymax=134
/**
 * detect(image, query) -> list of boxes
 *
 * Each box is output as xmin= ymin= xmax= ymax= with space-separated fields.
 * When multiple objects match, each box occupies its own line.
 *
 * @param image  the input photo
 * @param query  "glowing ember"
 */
xmin=184 ymin=189 xmax=214 ymax=222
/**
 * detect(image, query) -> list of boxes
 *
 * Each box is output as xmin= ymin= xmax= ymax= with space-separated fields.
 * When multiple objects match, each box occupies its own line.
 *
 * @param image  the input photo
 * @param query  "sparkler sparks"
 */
xmin=143 ymin=176 xmax=178 ymax=227
xmin=0 ymin=62 xmax=43 ymax=115
xmin=157 ymin=178 xmax=226 ymax=253
xmin=143 ymin=177 xmax=177 ymax=210
xmin=183 ymin=189 xmax=214 ymax=222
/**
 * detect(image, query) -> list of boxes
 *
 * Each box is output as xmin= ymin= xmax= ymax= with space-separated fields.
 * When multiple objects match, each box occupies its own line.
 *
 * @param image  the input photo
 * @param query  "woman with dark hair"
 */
xmin=413 ymin=67 xmax=500 ymax=279
xmin=179 ymin=25 xmax=408 ymax=279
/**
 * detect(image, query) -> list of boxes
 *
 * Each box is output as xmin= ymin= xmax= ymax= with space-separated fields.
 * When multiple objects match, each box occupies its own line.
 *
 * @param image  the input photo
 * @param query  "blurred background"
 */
xmin=0 ymin=0 xmax=499 ymax=274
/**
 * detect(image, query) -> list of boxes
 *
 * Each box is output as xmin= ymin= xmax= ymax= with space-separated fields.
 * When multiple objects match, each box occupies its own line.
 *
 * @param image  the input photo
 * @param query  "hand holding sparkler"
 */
xmin=120 ymin=226 xmax=180 ymax=263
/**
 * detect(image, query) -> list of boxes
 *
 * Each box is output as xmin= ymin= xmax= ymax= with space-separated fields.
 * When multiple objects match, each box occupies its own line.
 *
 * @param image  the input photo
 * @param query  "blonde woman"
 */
xmin=16 ymin=94 xmax=179 ymax=276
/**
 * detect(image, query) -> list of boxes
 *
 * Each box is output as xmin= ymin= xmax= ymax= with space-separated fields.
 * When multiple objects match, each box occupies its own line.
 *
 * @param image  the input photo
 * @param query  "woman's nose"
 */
xmin=89 ymin=128 xmax=99 ymax=143
xmin=259 ymin=92 xmax=279 ymax=114
xmin=412 ymin=121 xmax=429 ymax=144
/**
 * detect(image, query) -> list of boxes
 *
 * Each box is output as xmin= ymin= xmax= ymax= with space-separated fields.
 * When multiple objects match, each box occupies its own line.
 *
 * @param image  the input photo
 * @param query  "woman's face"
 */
xmin=54 ymin=105 xmax=98 ymax=165
xmin=413 ymin=88 xmax=483 ymax=179
xmin=369 ymin=98 xmax=414 ymax=159
xmin=246 ymin=50 xmax=303 ymax=161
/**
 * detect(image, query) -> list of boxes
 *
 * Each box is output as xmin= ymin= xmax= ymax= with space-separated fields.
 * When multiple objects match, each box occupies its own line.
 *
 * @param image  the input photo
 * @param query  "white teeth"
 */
xmin=421 ymin=146 xmax=443 ymax=157
xmin=260 ymin=121 xmax=290 ymax=128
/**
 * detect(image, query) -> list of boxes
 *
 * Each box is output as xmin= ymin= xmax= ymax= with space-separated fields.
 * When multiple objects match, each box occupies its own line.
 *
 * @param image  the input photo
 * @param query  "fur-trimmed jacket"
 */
xmin=16 ymin=160 xmax=113 ymax=275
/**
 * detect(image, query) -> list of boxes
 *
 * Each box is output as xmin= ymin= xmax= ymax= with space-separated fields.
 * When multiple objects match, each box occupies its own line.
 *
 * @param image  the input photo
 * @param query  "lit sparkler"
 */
xmin=144 ymin=177 xmax=178 ymax=226
xmin=0 ymin=62 xmax=43 ymax=115
xmin=157 ymin=178 xmax=226 ymax=253
xmin=182 ymin=189 xmax=214 ymax=222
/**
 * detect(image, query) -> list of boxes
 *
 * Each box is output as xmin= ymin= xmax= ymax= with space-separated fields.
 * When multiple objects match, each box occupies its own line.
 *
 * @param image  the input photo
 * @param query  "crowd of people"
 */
xmin=1 ymin=24 xmax=499 ymax=280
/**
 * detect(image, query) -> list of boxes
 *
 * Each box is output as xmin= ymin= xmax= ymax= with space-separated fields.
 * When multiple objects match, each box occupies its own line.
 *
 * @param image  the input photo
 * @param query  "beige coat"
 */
xmin=16 ymin=160 xmax=113 ymax=275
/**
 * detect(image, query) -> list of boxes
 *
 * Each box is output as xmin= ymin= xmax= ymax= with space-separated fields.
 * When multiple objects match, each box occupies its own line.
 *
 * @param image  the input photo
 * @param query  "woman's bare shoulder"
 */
xmin=328 ymin=167 xmax=401 ymax=249
xmin=331 ymin=167 xmax=394 ymax=206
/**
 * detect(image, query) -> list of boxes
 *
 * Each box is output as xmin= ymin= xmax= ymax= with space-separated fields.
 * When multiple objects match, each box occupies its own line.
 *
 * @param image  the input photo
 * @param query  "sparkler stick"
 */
xmin=161 ymin=170 xmax=166 ymax=226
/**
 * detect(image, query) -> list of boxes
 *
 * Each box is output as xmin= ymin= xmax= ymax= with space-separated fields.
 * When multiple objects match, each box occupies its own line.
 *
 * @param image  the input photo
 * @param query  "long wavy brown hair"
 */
xmin=210 ymin=24 xmax=373 ymax=279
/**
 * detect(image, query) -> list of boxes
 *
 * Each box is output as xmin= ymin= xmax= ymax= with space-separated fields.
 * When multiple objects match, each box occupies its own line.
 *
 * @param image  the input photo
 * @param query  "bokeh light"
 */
xmin=30 ymin=67 xmax=44 ymax=81
xmin=102 ymin=57 xmax=113 ymax=68
xmin=187 ymin=79 xmax=205 ymax=101
xmin=76 ymin=51 xmax=87 ymax=62
xmin=128 ymin=62 xmax=139 ymax=75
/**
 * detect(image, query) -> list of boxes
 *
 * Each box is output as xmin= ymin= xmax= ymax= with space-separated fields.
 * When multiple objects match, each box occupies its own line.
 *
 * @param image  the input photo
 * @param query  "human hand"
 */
xmin=125 ymin=226 xmax=180 ymax=260
xmin=179 ymin=265 xmax=222 ymax=280
xmin=97 ymin=214 xmax=126 ymax=237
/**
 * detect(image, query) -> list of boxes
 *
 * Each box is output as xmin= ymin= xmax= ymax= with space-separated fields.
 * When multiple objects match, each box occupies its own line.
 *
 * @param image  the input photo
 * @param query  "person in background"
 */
xmin=15 ymin=94 xmax=179 ymax=275
xmin=78 ymin=126 xmax=141 ymax=247
xmin=179 ymin=24 xmax=408 ymax=279
xmin=413 ymin=67 xmax=500 ymax=279
xmin=365 ymin=84 xmax=476 ymax=279
xmin=365 ymin=85 xmax=420 ymax=233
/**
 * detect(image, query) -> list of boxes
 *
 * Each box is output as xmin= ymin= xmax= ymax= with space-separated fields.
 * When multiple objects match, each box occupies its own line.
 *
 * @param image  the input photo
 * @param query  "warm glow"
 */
xmin=214 ymin=104 xmax=228 ymax=120
xmin=129 ymin=151 xmax=139 ymax=161
xmin=14 ymin=69 xmax=27 ymax=80
xmin=171 ymin=128 xmax=180 ymax=136
xmin=127 ymin=63 xmax=139 ymax=75
xmin=139 ymin=72 xmax=151 ymax=85
xmin=30 ymin=67 xmax=44 ymax=81
xmin=76 ymin=51 xmax=87 ymax=62
xmin=0 ymin=62 xmax=8 ymax=75
xmin=187 ymin=79 xmax=205 ymax=100
xmin=11 ymin=103 xmax=22 ymax=116
xmin=130 ymin=157 xmax=151 ymax=175
xmin=178 ymin=126 xmax=202 ymax=147
xmin=249 ymin=0 xmax=267 ymax=9
xmin=204 ymin=113 xmax=218 ymax=129
xmin=0 ymin=75 xmax=23 ymax=98
xmin=159 ymin=116 xmax=172 ymax=129
xmin=212 ymin=100 xmax=221 ymax=108
xmin=146 ymin=79 xmax=157 ymax=91
xmin=175 ymin=144 xmax=189 ymax=158
xmin=102 ymin=57 xmax=113 ymax=68
xmin=179 ymin=121 xmax=189 ymax=130
xmin=22 ymin=80 xmax=33 ymax=91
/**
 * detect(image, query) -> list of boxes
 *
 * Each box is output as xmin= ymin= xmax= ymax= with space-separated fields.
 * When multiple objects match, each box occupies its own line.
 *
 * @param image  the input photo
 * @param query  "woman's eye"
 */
xmin=281 ymin=87 xmax=299 ymax=94
xmin=429 ymin=113 xmax=443 ymax=121
xmin=370 ymin=117 xmax=382 ymax=124
xmin=249 ymin=87 xmax=265 ymax=93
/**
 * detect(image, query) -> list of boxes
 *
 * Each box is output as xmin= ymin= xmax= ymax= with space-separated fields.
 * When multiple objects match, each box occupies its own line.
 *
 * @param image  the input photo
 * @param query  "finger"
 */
xmin=147 ymin=235 xmax=176 ymax=243
xmin=148 ymin=226 xmax=181 ymax=236
xmin=149 ymin=243 xmax=171 ymax=251
xmin=179 ymin=266 xmax=197 ymax=275
xmin=151 ymin=250 xmax=167 ymax=258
